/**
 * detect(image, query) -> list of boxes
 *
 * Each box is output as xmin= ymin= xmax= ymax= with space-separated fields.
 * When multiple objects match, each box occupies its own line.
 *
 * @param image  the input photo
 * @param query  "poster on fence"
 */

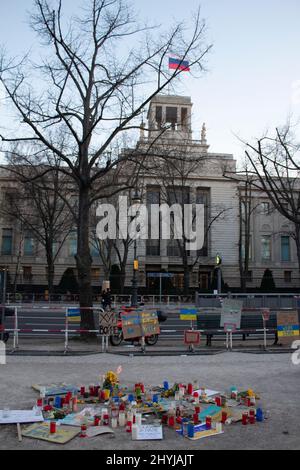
xmin=184 ymin=330 xmax=200 ymax=346
xmin=220 ymin=299 xmax=243 ymax=330
xmin=99 ymin=311 xmax=117 ymax=336
xmin=277 ymin=311 xmax=300 ymax=346
xmin=121 ymin=311 xmax=143 ymax=339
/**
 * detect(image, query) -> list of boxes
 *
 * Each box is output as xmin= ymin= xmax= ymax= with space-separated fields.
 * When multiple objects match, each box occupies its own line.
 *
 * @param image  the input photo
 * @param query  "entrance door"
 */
xmin=199 ymin=272 xmax=210 ymax=290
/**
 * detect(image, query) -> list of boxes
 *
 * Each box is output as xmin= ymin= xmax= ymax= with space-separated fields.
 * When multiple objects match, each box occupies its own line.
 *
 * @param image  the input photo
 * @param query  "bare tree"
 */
xmin=226 ymin=126 xmax=300 ymax=280
xmin=0 ymin=0 xmax=211 ymax=331
xmin=0 ymin=149 xmax=73 ymax=293
xmin=145 ymin=141 xmax=230 ymax=294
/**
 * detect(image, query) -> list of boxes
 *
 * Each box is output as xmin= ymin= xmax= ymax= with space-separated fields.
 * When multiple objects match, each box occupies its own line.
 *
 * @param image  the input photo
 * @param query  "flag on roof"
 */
xmin=168 ymin=57 xmax=190 ymax=72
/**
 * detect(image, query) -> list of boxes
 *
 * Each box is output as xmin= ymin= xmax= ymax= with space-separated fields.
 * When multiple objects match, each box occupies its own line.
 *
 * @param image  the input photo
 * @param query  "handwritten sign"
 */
xmin=121 ymin=310 xmax=159 ymax=339
xmin=134 ymin=425 xmax=163 ymax=440
xmin=0 ymin=410 xmax=44 ymax=425
xmin=140 ymin=312 xmax=160 ymax=336
xmin=262 ymin=309 xmax=270 ymax=322
xmin=220 ymin=299 xmax=243 ymax=330
xmin=184 ymin=330 xmax=200 ymax=345
xmin=121 ymin=311 xmax=143 ymax=339
xmin=277 ymin=311 xmax=300 ymax=345
xmin=99 ymin=311 xmax=118 ymax=336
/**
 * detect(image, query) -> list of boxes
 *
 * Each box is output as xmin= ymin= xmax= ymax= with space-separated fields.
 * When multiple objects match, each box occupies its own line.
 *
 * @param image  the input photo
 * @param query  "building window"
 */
xmin=261 ymin=235 xmax=271 ymax=261
xmin=196 ymin=189 xmax=210 ymax=257
xmin=155 ymin=106 xmax=162 ymax=128
xmin=241 ymin=234 xmax=252 ymax=261
xmin=68 ymin=230 xmax=77 ymax=257
xmin=146 ymin=188 xmax=160 ymax=256
xmin=181 ymin=108 xmax=188 ymax=129
xmin=284 ymin=271 xmax=292 ymax=283
xmin=24 ymin=231 xmax=35 ymax=256
xmin=261 ymin=202 xmax=270 ymax=215
xmin=281 ymin=236 xmax=290 ymax=262
xmin=167 ymin=241 xmax=181 ymax=257
xmin=1 ymin=229 xmax=13 ymax=255
xmin=166 ymin=106 xmax=178 ymax=130
xmin=23 ymin=266 xmax=32 ymax=281
xmin=91 ymin=268 xmax=100 ymax=281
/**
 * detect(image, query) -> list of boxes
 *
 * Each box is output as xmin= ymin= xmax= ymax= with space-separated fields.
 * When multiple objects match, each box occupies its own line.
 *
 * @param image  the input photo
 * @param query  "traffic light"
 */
xmin=133 ymin=259 xmax=139 ymax=271
xmin=216 ymin=254 xmax=222 ymax=266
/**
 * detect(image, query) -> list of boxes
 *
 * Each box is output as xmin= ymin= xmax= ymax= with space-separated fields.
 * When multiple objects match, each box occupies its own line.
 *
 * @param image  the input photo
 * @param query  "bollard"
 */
xmin=64 ymin=308 xmax=69 ymax=354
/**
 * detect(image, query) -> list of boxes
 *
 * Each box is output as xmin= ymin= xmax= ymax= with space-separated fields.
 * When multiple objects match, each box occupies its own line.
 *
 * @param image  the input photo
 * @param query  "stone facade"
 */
xmin=0 ymin=94 xmax=299 ymax=293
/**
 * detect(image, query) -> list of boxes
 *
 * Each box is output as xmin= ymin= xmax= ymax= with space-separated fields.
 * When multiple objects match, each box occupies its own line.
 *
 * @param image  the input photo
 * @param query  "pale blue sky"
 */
xmin=1 ymin=0 xmax=300 ymax=160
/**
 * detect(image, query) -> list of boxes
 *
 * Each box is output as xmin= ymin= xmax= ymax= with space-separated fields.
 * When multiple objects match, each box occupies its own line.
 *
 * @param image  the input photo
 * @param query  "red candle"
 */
xmin=94 ymin=416 xmax=100 ymax=426
xmin=215 ymin=396 xmax=221 ymax=407
xmin=80 ymin=424 xmax=87 ymax=437
xmin=168 ymin=416 xmax=175 ymax=427
xmin=162 ymin=415 xmax=168 ymax=424
xmin=80 ymin=386 xmax=85 ymax=396
xmin=193 ymin=413 xmax=199 ymax=424
xmin=119 ymin=402 xmax=125 ymax=411
xmin=187 ymin=383 xmax=193 ymax=395
xmin=242 ymin=412 xmax=248 ymax=425
xmin=206 ymin=416 xmax=212 ymax=429
xmin=195 ymin=406 xmax=200 ymax=414
xmin=249 ymin=409 xmax=256 ymax=424
xmin=221 ymin=411 xmax=228 ymax=424
xmin=37 ymin=399 xmax=43 ymax=408
xmin=50 ymin=421 xmax=56 ymax=434
xmin=126 ymin=420 xmax=132 ymax=433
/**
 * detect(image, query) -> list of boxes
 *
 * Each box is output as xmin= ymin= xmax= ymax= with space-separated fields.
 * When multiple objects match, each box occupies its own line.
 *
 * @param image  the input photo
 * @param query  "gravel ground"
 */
xmin=0 ymin=352 xmax=299 ymax=450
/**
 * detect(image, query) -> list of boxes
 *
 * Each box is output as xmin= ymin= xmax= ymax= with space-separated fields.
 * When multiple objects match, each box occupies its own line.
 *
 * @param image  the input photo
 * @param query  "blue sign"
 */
xmin=147 ymin=273 xmax=174 ymax=278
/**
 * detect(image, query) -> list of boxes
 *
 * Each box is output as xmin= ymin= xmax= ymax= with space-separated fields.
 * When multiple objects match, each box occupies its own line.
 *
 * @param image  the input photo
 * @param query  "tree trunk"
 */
xmin=76 ymin=185 xmax=95 ymax=335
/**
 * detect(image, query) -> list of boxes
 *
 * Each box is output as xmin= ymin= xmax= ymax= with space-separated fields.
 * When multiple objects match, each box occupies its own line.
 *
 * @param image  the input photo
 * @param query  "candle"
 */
xmin=80 ymin=386 xmax=85 ymax=396
xmin=187 ymin=422 xmax=194 ymax=438
xmin=216 ymin=422 xmax=223 ymax=433
xmin=242 ymin=412 xmax=248 ymax=425
xmin=132 ymin=424 xmax=138 ymax=440
xmin=168 ymin=415 xmax=175 ymax=428
xmin=111 ymin=418 xmax=118 ymax=429
xmin=206 ymin=416 xmax=212 ymax=429
xmin=72 ymin=397 xmax=78 ymax=413
xmin=119 ymin=412 xmax=126 ymax=427
xmin=126 ymin=420 xmax=132 ymax=433
xmin=50 ymin=421 xmax=56 ymax=434
xmin=187 ymin=383 xmax=193 ymax=395
xmin=80 ymin=425 xmax=87 ymax=438
xmin=94 ymin=416 xmax=100 ymax=426
xmin=193 ymin=392 xmax=199 ymax=404
xmin=163 ymin=381 xmax=169 ymax=391
xmin=221 ymin=411 xmax=228 ymax=424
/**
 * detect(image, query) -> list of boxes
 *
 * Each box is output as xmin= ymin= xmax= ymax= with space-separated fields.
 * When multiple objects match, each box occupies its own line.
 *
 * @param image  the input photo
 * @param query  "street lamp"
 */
xmin=131 ymin=190 xmax=141 ymax=307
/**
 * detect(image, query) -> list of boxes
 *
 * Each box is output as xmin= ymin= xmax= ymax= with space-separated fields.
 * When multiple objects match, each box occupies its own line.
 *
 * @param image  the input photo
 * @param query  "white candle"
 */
xmin=131 ymin=424 xmax=138 ymax=440
xmin=135 ymin=413 xmax=142 ymax=426
xmin=119 ymin=412 xmax=126 ymax=427
xmin=111 ymin=418 xmax=118 ymax=429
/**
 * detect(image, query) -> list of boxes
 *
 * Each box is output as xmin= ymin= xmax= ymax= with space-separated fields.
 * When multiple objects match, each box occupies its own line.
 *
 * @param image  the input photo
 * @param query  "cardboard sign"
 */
xmin=121 ymin=310 xmax=159 ymax=339
xmin=121 ymin=311 xmax=143 ymax=339
xmin=262 ymin=309 xmax=270 ymax=322
xmin=0 ymin=410 xmax=44 ymax=425
xmin=277 ymin=311 xmax=300 ymax=345
xmin=140 ymin=312 xmax=160 ymax=336
xmin=184 ymin=330 xmax=200 ymax=345
xmin=99 ymin=310 xmax=117 ymax=336
xmin=220 ymin=299 xmax=243 ymax=330
xmin=134 ymin=425 xmax=163 ymax=440
xmin=224 ymin=323 xmax=237 ymax=333
xmin=180 ymin=308 xmax=198 ymax=321
xmin=22 ymin=423 xmax=80 ymax=444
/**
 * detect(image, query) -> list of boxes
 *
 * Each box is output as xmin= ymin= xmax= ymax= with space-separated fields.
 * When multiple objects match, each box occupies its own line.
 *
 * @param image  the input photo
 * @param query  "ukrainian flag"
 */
xmin=67 ymin=308 xmax=81 ymax=322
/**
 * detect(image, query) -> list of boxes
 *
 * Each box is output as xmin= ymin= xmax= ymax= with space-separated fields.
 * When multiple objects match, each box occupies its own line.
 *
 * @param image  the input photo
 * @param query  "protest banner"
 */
xmin=277 ymin=311 xmax=300 ymax=345
xmin=220 ymin=299 xmax=243 ymax=330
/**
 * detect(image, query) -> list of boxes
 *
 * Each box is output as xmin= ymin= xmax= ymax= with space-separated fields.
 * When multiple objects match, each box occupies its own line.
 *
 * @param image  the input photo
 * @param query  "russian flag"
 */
xmin=169 ymin=57 xmax=190 ymax=72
